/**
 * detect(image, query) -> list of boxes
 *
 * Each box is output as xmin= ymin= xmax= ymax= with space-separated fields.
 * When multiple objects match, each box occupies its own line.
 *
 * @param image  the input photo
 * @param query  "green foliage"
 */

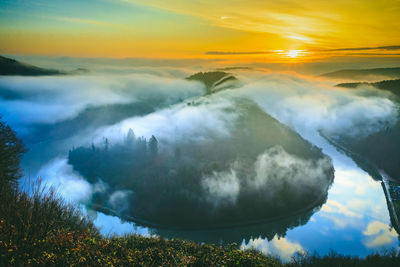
xmin=0 ymin=117 xmax=26 ymax=189
xmin=287 ymin=250 xmax=400 ymax=267
xmin=0 ymin=180 xmax=97 ymax=266
xmin=1 ymin=219 xmax=283 ymax=266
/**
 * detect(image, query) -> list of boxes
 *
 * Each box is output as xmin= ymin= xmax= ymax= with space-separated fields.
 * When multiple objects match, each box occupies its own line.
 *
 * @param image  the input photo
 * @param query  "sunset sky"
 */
xmin=1 ymin=0 xmax=400 ymax=61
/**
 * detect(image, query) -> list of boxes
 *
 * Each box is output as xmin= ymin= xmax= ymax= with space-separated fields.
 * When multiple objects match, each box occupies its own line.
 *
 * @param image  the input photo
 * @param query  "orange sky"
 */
xmin=1 ymin=0 xmax=400 ymax=62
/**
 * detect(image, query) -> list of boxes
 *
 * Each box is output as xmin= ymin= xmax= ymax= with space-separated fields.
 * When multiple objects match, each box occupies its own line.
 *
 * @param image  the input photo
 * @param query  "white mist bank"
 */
xmin=202 ymin=146 xmax=332 ymax=205
xmin=234 ymin=72 xmax=398 ymax=139
xmin=0 ymin=73 xmax=205 ymax=132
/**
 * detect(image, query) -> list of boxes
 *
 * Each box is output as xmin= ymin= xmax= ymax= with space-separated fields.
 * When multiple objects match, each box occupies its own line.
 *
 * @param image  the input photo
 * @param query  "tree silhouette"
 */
xmin=104 ymin=138 xmax=109 ymax=151
xmin=0 ymin=116 xmax=25 ymax=189
xmin=149 ymin=135 xmax=158 ymax=157
xmin=125 ymin=128 xmax=136 ymax=145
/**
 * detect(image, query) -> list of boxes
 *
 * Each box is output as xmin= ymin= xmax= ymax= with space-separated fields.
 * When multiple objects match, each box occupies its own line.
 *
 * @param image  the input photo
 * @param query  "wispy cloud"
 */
xmin=325 ymin=45 xmax=400 ymax=52
xmin=205 ymin=51 xmax=274 ymax=55
xmin=47 ymin=15 xmax=125 ymax=28
xmin=363 ymin=221 xmax=398 ymax=248
xmin=340 ymin=53 xmax=400 ymax=56
xmin=205 ymin=45 xmax=400 ymax=57
xmin=121 ymin=0 xmax=400 ymax=52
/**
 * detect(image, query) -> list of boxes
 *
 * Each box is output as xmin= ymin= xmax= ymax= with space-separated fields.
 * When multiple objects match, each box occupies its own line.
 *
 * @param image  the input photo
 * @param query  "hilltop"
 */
xmin=329 ymin=78 xmax=400 ymax=182
xmin=0 ymin=56 xmax=66 ymax=76
xmin=336 ymin=79 xmax=400 ymax=98
xmin=186 ymin=71 xmax=238 ymax=94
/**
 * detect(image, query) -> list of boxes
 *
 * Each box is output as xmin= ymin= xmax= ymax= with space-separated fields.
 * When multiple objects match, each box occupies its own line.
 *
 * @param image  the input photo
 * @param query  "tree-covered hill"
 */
xmin=69 ymin=98 xmax=334 ymax=230
xmin=0 ymin=56 xmax=64 ymax=76
xmin=321 ymin=67 xmax=400 ymax=80
xmin=323 ymin=79 xmax=400 ymax=181
xmin=336 ymin=79 xmax=400 ymax=98
xmin=186 ymin=71 xmax=238 ymax=94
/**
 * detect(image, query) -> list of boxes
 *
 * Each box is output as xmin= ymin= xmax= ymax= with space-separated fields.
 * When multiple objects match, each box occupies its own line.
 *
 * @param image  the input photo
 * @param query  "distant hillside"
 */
xmin=329 ymin=78 xmax=400 ymax=181
xmin=336 ymin=79 xmax=400 ymax=98
xmin=186 ymin=71 xmax=238 ymax=94
xmin=321 ymin=67 xmax=400 ymax=80
xmin=0 ymin=56 xmax=65 ymax=76
xmin=216 ymin=67 xmax=252 ymax=71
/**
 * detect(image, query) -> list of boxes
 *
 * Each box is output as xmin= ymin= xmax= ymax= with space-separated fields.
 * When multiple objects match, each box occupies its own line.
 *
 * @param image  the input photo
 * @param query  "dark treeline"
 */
xmin=322 ymin=67 xmax=400 ymax=80
xmin=69 ymin=130 xmax=160 ymax=187
xmin=336 ymin=78 xmax=400 ymax=98
xmin=339 ymin=118 xmax=400 ymax=181
xmin=25 ymin=102 xmax=156 ymax=145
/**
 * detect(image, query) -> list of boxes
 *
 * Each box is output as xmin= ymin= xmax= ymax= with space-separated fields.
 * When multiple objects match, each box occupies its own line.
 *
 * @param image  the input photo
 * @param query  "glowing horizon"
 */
xmin=1 ymin=0 xmax=400 ymax=62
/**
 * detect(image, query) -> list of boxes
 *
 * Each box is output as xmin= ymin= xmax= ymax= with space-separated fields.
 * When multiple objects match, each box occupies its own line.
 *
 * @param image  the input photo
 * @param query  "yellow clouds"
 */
xmin=125 ymin=0 xmax=400 ymax=59
xmin=46 ymin=16 xmax=129 ymax=30
xmin=242 ymin=235 xmax=305 ymax=262
xmin=363 ymin=221 xmax=397 ymax=248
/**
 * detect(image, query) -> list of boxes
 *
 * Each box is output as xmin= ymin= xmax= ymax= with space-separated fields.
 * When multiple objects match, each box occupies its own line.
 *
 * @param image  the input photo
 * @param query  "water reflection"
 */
xmin=242 ymin=236 xmax=304 ymax=262
xmin=151 ymin=204 xmax=321 ymax=245
xmin=363 ymin=221 xmax=398 ymax=248
xmin=239 ymin=138 xmax=399 ymax=259
xmin=86 ymin=207 xmax=150 ymax=237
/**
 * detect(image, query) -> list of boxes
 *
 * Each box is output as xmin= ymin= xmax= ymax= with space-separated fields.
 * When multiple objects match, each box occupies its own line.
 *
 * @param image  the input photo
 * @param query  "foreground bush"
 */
xmin=0 ymin=186 xmax=281 ymax=266
xmin=0 ymin=183 xmax=96 ymax=266
xmin=0 ymin=116 xmax=25 ymax=189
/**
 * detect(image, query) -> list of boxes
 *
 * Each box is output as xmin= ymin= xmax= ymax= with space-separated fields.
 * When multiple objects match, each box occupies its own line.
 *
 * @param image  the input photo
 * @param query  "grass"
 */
xmin=0 ymin=180 xmax=283 ymax=266
xmin=290 ymin=250 xmax=400 ymax=267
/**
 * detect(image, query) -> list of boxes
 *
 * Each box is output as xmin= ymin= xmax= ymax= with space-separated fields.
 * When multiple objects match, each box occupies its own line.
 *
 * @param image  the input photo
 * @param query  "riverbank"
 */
xmin=381 ymin=171 xmax=400 ymax=234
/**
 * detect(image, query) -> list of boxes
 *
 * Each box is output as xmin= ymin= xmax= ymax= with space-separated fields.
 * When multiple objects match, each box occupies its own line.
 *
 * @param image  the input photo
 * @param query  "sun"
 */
xmin=287 ymin=50 xmax=300 ymax=58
